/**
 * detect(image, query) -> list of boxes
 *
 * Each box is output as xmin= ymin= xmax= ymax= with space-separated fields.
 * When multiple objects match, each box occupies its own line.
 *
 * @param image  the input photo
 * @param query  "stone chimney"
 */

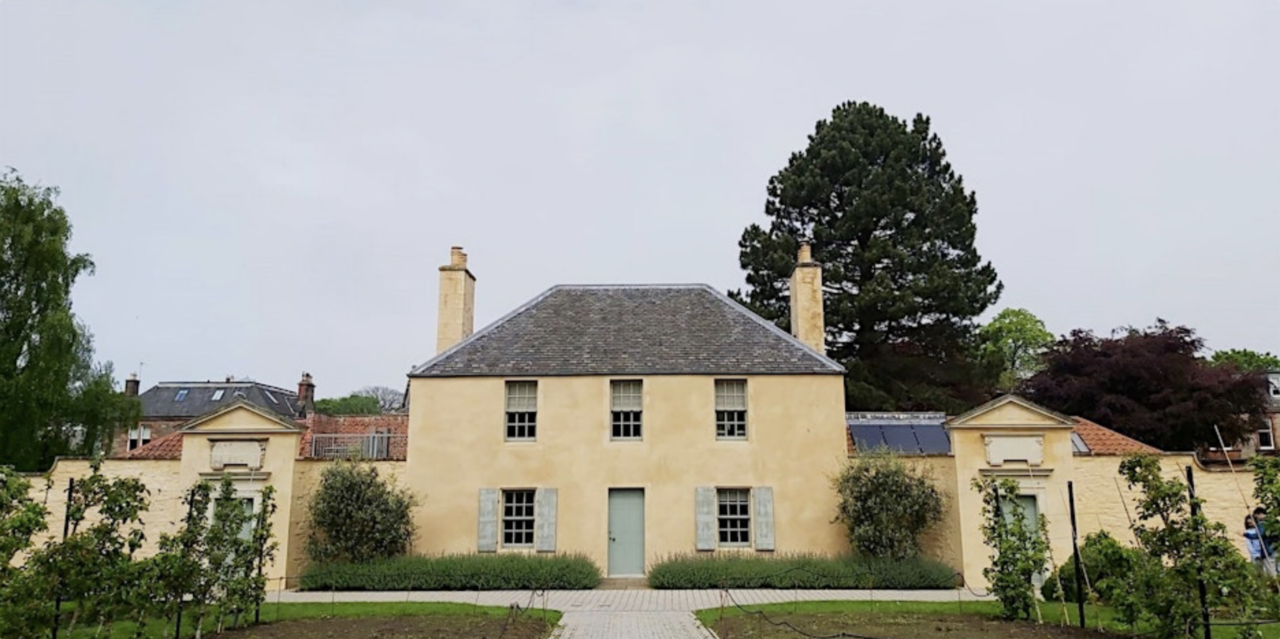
xmin=297 ymin=372 xmax=316 ymax=410
xmin=124 ymin=373 xmax=140 ymax=397
xmin=436 ymin=246 xmax=477 ymax=354
xmin=789 ymin=242 xmax=826 ymax=355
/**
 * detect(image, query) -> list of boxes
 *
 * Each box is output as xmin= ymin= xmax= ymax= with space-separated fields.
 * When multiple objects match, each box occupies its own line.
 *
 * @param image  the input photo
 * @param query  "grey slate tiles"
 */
xmin=411 ymin=284 xmax=844 ymax=378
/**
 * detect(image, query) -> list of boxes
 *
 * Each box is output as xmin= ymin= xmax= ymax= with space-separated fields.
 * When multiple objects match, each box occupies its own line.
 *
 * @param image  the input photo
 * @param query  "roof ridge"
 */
xmin=553 ymin=283 xmax=709 ymax=289
xmin=153 ymin=381 xmax=297 ymax=396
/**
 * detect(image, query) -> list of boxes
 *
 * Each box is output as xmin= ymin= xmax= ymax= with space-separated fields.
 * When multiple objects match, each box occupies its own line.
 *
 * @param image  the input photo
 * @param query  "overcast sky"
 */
xmin=2 ymin=1 xmax=1277 ymax=399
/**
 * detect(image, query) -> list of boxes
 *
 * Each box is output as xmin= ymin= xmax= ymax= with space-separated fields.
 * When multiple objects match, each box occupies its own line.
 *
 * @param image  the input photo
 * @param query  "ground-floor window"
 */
xmin=717 ymin=488 xmax=751 ymax=546
xmin=502 ymin=489 xmax=535 ymax=547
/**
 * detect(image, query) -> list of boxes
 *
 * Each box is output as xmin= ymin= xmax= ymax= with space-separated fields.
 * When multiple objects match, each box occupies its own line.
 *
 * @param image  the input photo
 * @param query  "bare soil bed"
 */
xmin=708 ymin=612 xmax=1120 ymax=639
xmin=222 ymin=615 xmax=554 ymax=639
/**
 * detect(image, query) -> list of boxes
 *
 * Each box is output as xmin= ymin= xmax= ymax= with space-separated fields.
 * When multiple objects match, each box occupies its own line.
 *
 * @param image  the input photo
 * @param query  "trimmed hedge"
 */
xmin=299 ymin=554 xmax=602 ymax=591
xmin=647 ymin=553 xmax=959 ymax=589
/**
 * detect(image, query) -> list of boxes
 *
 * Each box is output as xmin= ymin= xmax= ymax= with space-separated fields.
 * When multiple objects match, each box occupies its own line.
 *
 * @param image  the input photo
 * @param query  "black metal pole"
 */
xmin=1186 ymin=466 xmax=1211 ymax=639
xmin=1068 ymin=481 xmax=1086 ymax=629
xmin=51 ymin=477 xmax=74 ymax=639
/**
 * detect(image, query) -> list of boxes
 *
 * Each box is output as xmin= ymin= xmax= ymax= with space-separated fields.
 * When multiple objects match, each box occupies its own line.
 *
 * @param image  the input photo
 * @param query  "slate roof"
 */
xmin=138 ymin=382 xmax=300 ymax=420
xmin=411 ymin=285 xmax=845 ymax=378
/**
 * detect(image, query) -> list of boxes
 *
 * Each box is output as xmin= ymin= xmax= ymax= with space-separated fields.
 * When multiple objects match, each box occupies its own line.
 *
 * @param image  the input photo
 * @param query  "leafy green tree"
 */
xmin=1041 ymin=530 xmax=1149 ymax=606
xmin=153 ymin=482 xmax=212 ymax=635
xmin=0 ymin=468 xmax=47 ymax=572
xmin=972 ymin=476 xmax=1048 ymax=620
xmin=1024 ymin=320 xmax=1268 ymax=451
xmin=833 ymin=448 xmax=943 ymax=559
xmin=0 ymin=469 xmax=50 ymax=635
xmin=731 ymin=101 xmax=1003 ymax=412
xmin=308 ymin=461 xmax=416 ymax=563
xmin=357 ymin=385 xmax=405 ymax=412
xmin=0 ymin=170 xmax=140 ymax=471
xmin=1118 ymin=455 xmax=1263 ymax=638
xmin=978 ymin=308 xmax=1054 ymax=391
xmin=314 ymin=393 xmax=382 ymax=416
xmin=1211 ymin=348 xmax=1280 ymax=373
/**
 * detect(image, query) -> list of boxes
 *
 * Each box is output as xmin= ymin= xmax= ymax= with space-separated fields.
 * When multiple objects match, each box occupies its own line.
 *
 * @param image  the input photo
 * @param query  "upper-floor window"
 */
xmin=501 ymin=489 xmax=535 ymax=547
xmin=211 ymin=389 xmax=225 ymax=401
xmin=127 ymin=425 xmax=152 ymax=451
xmin=715 ymin=380 xmax=747 ymax=439
xmin=505 ymin=381 xmax=537 ymax=441
xmin=174 ymin=389 xmax=189 ymax=402
xmin=611 ymin=380 xmax=643 ymax=440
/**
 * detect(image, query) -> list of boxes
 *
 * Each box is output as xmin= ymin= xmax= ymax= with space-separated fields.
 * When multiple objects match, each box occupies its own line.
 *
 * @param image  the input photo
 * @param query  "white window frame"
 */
xmin=610 ymin=380 xmax=643 ymax=440
xmin=1260 ymin=426 xmax=1276 ymax=451
xmin=715 ymin=380 xmax=748 ymax=440
xmin=716 ymin=488 xmax=751 ymax=547
xmin=127 ymin=425 xmax=152 ymax=451
xmin=211 ymin=389 xmax=225 ymax=401
xmin=501 ymin=489 xmax=535 ymax=548
xmin=504 ymin=381 xmax=537 ymax=441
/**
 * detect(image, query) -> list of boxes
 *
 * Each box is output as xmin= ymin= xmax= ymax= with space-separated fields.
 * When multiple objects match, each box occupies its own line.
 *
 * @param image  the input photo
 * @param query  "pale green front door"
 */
xmin=1003 ymin=494 xmax=1044 ymax=587
xmin=608 ymin=489 xmax=645 ymax=576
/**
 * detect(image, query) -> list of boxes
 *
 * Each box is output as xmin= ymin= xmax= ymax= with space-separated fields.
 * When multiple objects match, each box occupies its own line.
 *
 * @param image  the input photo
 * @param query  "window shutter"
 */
xmin=695 ymin=486 xmax=716 ymax=550
xmin=753 ymin=487 xmax=775 ymax=551
xmin=478 ymin=488 xmax=498 ymax=552
xmin=535 ymin=488 xmax=558 ymax=552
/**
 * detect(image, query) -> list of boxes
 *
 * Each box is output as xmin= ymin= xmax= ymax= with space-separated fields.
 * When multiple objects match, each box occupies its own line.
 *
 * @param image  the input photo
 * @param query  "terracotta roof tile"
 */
xmin=1073 ymin=417 xmax=1161 ymax=455
xmin=120 ymin=431 xmax=184 ymax=460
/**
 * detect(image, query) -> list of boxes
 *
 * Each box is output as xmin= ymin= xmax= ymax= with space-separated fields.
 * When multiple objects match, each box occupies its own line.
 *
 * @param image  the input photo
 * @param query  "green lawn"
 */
xmin=65 ymin=602 xmax=561 ymax=638
xmin=696 ymin=600 xmax=1279 ymax=638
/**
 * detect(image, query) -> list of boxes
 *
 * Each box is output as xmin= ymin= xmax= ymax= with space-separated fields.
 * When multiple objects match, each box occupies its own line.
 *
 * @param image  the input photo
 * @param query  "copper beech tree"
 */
xmin=1022 ymin=320 xmax=1268 ymax=451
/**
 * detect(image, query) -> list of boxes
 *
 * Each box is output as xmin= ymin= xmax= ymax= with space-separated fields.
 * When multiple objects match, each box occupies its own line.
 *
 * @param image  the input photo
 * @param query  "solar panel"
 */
xmin=1071 ymin=432 xmax=1090 ymax=454
xmin=881 ymin=426 xmax=920 ymax=453
xmin=914 ymin=424 xmax=952 ymax=455
xmin=849 ymin=424 xmax=886 ymax=451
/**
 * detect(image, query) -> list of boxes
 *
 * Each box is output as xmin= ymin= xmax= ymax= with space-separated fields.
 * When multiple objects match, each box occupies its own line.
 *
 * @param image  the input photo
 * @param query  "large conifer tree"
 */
xmin=731 ymin=101 xmax=1002 ymax=411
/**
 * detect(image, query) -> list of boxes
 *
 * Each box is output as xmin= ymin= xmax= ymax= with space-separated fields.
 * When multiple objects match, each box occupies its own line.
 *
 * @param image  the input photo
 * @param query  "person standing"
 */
xmin=1248 ymin=509 xmax=1278 ymax=577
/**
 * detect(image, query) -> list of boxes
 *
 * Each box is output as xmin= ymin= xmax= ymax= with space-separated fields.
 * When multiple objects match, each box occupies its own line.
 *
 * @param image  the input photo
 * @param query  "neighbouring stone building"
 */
xmin=22 ymin=245 xmax=1280 ymax=589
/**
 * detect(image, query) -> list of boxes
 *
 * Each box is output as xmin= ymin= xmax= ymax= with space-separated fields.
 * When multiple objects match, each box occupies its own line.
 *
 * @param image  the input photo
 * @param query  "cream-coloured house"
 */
xmin=23 ymin=244 xmax=1272 ymax=590
xmin=405 ymin=246 xmax=850 ymax=575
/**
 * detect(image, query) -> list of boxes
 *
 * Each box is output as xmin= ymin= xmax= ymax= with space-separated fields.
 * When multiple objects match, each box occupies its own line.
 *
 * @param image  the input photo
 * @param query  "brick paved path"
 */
xmin=275 ymin=589 xmax=988 ymax=638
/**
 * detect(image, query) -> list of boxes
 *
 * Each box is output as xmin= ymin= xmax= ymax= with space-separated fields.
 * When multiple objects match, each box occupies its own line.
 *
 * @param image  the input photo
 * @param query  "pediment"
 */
xmin=948 ymin=395 xmax=1075 ymax=429
xmin=179 ymin=400 xmax=302 ymax=435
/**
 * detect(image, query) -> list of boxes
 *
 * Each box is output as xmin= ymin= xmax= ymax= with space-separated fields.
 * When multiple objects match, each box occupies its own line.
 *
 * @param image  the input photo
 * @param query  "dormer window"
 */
xmin=263 ymin=390 xmax=278 ymax=404
xmin=127 ymin=426 xmax=151 ymax=451
xmin=174 ymin=389 xmax=189 ymax=401
xmin=211 ymin=389 xmax=225 ymax=401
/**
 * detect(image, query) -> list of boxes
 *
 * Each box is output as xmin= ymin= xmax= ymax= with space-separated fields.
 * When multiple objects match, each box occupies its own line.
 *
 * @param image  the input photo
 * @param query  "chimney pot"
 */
xmin=798 ymin=242 xmax=813 ymax=264
xmin=450 ymin=246 xmax=467 ymax=268
xmin=124 ymin=373 xmax=140 ymax=397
